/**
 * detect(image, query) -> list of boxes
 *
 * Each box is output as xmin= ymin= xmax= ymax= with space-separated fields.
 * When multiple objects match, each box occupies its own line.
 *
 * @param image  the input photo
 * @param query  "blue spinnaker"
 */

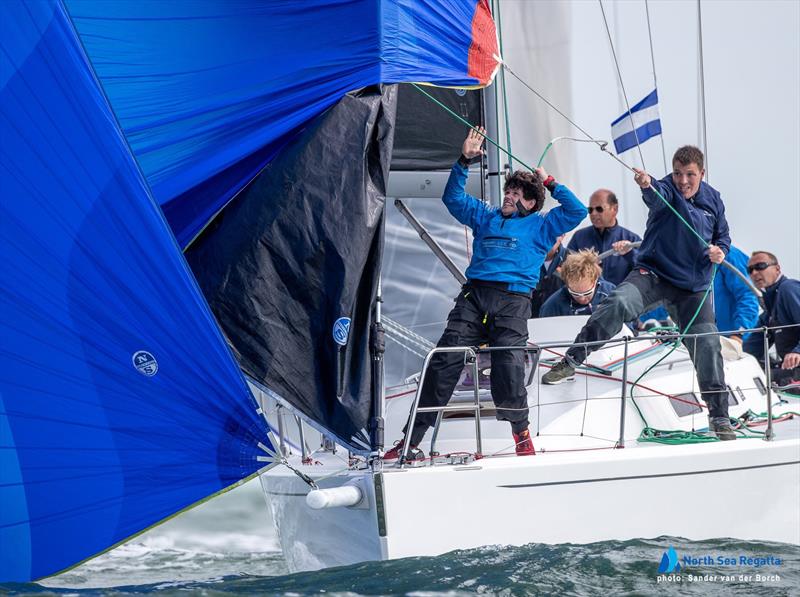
xmin=0 ymin=1 xmax=275 ymax=582
xmin=65 ymin=0 xmax=500 ymax=246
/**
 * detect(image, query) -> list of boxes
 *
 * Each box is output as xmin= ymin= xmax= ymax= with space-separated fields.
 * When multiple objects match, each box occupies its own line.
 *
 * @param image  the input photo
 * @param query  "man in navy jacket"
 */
xmin=743 ymin=251 xmax=800 ymax=389
xmin=385 ymin=127 xmax=586 ymax=460
xmin=567 ymin=189 xmax=641 ymax=286
xmin=540 ymin=249 xmax=615 ymax=317
xmin=531 ymin=235 xmax=567 ymax=317
xmin=543 ymin=145 xmax=736 ymax=440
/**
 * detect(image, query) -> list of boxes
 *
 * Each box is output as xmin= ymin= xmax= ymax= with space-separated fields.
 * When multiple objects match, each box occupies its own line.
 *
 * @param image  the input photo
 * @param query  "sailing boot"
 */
xmin=513 ymin=428 xmax=536 ymax=456
xmin=542 ymin=358 xmax=576 ymax=385
xmin=383 ymin=438 xmax=425 ymax=461
xmin=711 ymin=417 xmax=737 ymax=441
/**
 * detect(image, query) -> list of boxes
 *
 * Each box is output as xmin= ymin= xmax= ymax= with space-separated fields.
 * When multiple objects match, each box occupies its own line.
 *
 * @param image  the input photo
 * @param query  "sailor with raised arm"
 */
xmin=542 ymin=145 xmax=737 ymax=440
xmin=384 ymin=127 xmax=586 ymax=460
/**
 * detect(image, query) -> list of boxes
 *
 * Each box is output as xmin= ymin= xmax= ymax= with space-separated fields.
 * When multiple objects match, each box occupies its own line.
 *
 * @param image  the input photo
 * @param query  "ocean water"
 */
xmin=3 ymin=479 xmax=798 ymax=596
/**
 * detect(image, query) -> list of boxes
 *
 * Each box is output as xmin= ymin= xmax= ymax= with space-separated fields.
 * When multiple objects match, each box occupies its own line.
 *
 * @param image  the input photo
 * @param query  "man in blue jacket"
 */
xmin=540 ymin=249 xmax=615 ymax=317
xmin=384 ymin=127 xmax=586 ymax=460
xmin=714 ymin=244 xmax=759 ymax=354
xmin=743 ymin=251 xmax=800 ymax=390
xmin=567 ymin=189 xmax=641 ymax=286
xmin=542 ymin=146 xmax=736 ymax=440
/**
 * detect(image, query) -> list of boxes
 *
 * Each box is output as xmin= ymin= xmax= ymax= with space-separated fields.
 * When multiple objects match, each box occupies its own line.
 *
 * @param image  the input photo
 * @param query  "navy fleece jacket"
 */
xmin=635 ymin=176 xmax=730 ymax=293
xmin=743 ymin=276 xmax=800 ymax=361
xmin=567 ymin=224 xmax=641 ymax=286
xmin=540 ymin=279 xmax=616 ymax=317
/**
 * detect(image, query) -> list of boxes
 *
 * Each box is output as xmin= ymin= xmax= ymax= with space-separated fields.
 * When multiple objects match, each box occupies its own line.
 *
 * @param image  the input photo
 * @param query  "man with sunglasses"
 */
xmin=567 ymin=189 xmax=641 ymax=286
xmin=743 ymin=252 xmax=800 ymax=390
xmin=543 ymin=145 xmax=736 ymax=440
xmin=540 ymin=249 xmax=615 ymax=317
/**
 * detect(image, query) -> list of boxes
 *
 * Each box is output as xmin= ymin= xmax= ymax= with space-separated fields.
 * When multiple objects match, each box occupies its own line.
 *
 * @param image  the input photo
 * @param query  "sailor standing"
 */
xmin=384 ymin=127 xmax=586 ymax=459
xmin=542 ymin=146 xmax=737 ymax=440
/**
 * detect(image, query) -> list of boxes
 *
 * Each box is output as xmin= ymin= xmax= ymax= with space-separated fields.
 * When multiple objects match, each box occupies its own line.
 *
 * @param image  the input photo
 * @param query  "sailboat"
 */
xmin=0 ymin=0 xmax=499 ymax=582
xmin=1 ymin=0 xmax=798 ymax=583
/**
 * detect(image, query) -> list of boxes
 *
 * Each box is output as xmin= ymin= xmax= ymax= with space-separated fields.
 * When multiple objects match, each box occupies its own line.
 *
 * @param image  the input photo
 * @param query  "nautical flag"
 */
xmin=611 ymin=89 xmax=662 ymax=154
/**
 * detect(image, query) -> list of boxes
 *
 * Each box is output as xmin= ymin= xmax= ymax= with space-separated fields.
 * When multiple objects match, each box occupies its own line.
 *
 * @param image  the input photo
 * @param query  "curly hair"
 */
xmin=672 ymin=145 xmax=704 ymax=171
xmin=560 ymin=249 xmax=602 ymax=285
xmin=504 ymin=170 xmax=545 ymax=212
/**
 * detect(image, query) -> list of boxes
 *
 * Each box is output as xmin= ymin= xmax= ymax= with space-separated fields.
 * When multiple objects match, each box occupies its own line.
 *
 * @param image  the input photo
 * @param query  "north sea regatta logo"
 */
xmin=658 ymin=546 xmax=681 ymax=573
xmin=656 ymin=545 xmax=783 ymax=584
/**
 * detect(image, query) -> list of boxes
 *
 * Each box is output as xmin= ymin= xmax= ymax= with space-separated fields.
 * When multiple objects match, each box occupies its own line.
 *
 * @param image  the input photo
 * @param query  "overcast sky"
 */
xmin=564 ymin=0 xmax=799 ymax=276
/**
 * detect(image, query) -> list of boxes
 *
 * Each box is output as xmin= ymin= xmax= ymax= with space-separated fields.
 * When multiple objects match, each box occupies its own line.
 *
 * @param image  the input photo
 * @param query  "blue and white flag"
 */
xmin=611 ymin=89 xmax=662 ymax=154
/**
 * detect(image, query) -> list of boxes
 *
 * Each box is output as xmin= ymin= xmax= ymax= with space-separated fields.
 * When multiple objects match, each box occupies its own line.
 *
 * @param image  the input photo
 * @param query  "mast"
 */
xmin=370 ymin=270 xmax=386 ymax=456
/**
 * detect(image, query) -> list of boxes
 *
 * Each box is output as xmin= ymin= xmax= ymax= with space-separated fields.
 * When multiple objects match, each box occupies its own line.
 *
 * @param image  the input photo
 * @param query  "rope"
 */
xmin=411 ymin=57 xmax=730 ymax=444
xmin=644 ymin=0 xmax=669 ymax=174
xmin=599 ymin=0 xmax=646 ymax=169
xmin=280 ymin=456 xmax=318 ymax=489
xmin=494 ymin=1 xmax=514 ymax=171
xmin=697 ymin=0 xmax=710 ymax=180
xmin=501 ymin=63 xmax=600 ymax=145
xmin=383 ymin=316 xmax=435 ymax=350
xmin=410 ymin=83 xmax=535 ymax=173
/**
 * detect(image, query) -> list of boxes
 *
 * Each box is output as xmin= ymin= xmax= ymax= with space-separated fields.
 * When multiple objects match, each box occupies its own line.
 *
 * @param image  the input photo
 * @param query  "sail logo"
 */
xmin=658 ymin=546 xmax=682 ymax=574
xmin=332 ymin=317 xmax=351 ymax=346
xmin=132 ymin=350 xmax=158 ymax=376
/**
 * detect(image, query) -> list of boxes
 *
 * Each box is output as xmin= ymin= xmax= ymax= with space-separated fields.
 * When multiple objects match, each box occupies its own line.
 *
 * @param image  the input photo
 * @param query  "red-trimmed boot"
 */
xmin=513 ymin=428 xmax=536 ymax=456
xmin=383 ymin=438 xmax=424 ymax=461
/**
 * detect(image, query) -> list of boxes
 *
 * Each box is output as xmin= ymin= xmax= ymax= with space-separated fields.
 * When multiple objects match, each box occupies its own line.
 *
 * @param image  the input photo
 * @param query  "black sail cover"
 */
xmin=187 ymin=87 xmax=397 ymax=453
xmin=391 ymin=84 xmax=482 ymax=170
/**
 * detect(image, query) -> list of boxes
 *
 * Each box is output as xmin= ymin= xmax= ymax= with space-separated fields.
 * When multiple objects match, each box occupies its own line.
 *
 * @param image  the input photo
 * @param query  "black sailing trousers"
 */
xmin=566 ymin=269 xmax=730 ymax=419
xmin=408 ymin=283 xmax=531 ymax=446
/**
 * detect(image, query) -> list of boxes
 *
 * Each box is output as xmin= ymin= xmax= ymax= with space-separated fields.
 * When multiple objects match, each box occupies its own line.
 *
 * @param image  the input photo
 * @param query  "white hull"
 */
xmin=261 ymin=429 xmax=799 ymax=571
xmin=257 ymin=317 xmax=800 ymax=571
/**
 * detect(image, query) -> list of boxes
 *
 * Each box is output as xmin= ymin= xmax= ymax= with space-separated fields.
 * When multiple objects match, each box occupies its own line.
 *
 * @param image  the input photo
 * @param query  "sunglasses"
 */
xmin=567 ymin=283 xmax=597 ymax=298
xmin=747 ymin=261 xmax=777 ymax=274
xmin=587 ymin=206 xmax=605 ymax=214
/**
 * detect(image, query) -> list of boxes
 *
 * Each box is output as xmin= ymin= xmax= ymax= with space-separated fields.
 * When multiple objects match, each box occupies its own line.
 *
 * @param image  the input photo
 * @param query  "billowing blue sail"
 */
xmin=0 ymin=1 xmax=275 ymax=582
xmin=65 ymin=0 xmax=500 ymax=246
xmin=1 ymin=0 xmax=500 ymax=583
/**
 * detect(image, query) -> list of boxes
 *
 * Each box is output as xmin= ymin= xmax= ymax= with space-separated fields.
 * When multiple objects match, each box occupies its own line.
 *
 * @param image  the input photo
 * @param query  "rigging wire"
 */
xmin=494 ymin=0 xmax=514 ymax=171
xmin=598 ymin=0 xmax=646 ymax=170
xmin=501 ymin=63 xmax=601 ymax=147
xmin=644 ymin=0 xmax=669 ymax=174
xmin=697 ymin=0 xmax=710 ymax=181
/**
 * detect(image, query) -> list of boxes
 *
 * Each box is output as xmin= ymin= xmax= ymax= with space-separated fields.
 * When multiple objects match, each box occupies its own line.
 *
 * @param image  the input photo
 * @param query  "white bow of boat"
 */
xmin=255 ymin=316 xmax=800 ymax=572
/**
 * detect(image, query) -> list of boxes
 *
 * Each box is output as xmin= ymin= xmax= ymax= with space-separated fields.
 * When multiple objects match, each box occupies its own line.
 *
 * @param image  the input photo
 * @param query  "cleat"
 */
xmin=513 ymin=428 xmax=535 ymax=456
xmin=383 ymin=439 xmax=425 ymax=461
xmin=711 ymin=418 xmax=737 ymax=441
xmin=542 ymin=359 xmax=576 ymax=385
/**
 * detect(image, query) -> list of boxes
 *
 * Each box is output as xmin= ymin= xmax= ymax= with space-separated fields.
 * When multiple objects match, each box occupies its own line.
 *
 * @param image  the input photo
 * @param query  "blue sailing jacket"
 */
xmin=713 ymin=245 xmax=759 ymax=335
xmin=567 ymin=223 xmax=641 ymax=286
xmin=540 ymin=279 xmax=616 ymax=317
xmin=743 ymin=275 xmax=800 ymax=360
xmin=635 ymin=176 xmax=731 ymax=293
xmin=443 ymin=162 xmax=586 ymax=294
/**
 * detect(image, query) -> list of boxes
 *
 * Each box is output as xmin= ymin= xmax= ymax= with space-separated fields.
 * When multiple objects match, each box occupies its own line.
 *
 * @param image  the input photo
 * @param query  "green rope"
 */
xmin=411 ymin=80 xmax=733 ymax=446
xmin=537 ymin=141 xmax=555 ymax=168
xmin=410 ymin=83 xmax=535 ymax=173
xmin=628 ymin=265 xmax=719 ymax=429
